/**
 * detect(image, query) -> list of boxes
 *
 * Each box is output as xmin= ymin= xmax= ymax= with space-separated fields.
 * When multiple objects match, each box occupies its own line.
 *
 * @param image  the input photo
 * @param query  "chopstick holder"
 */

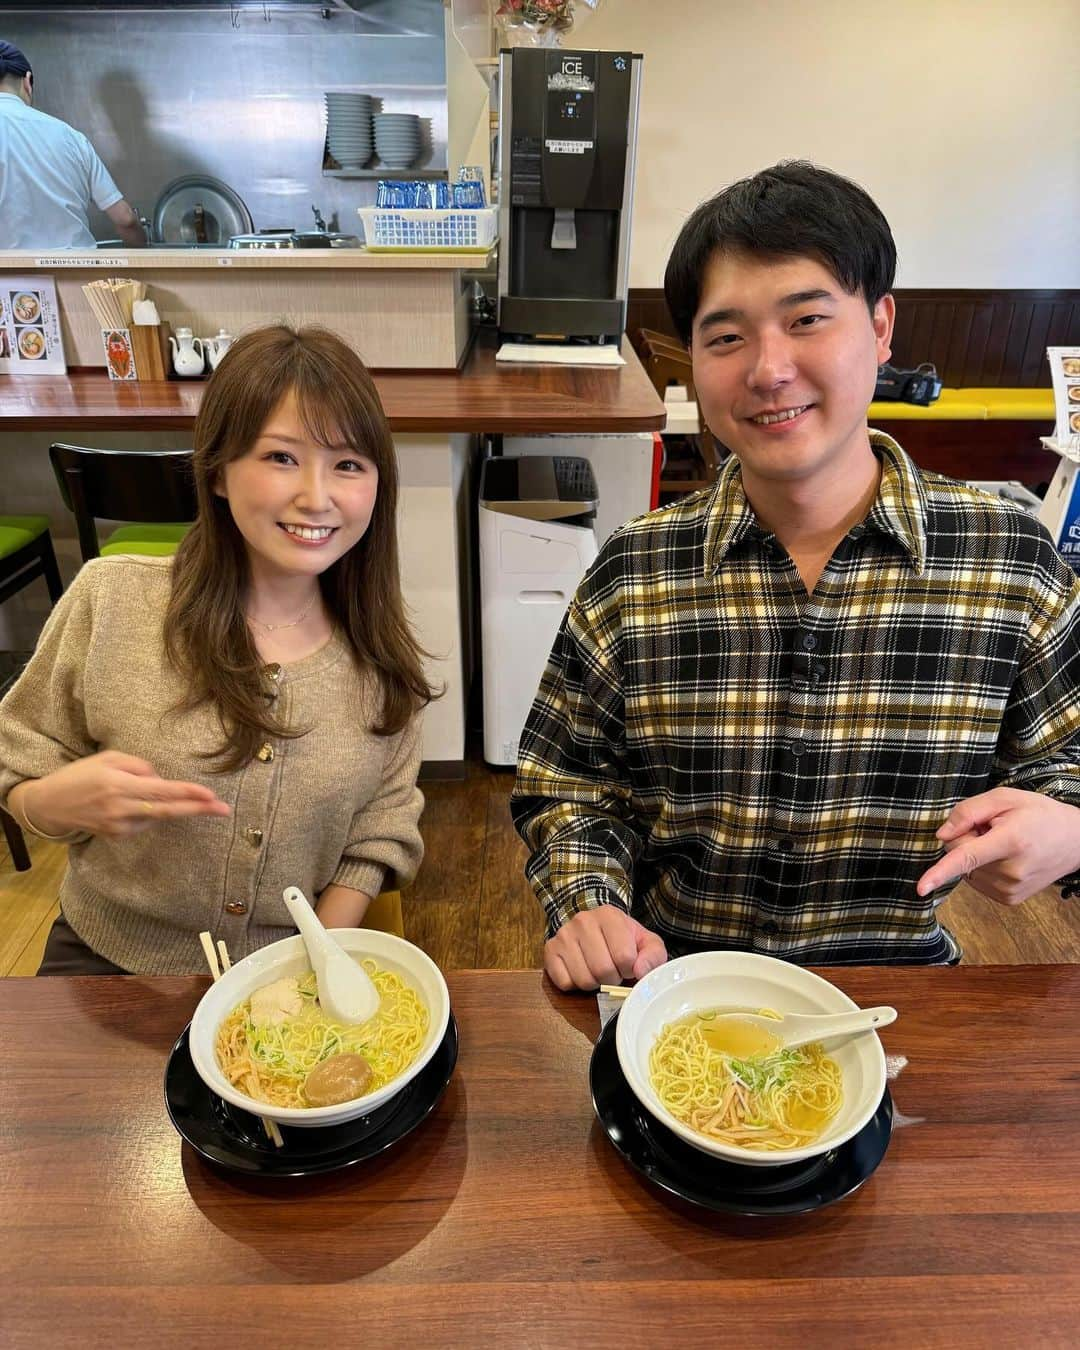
xmin=197 ymin=930 xmax=284 ymax=1148
xmin=129 ymin=321 xmax=170 ymax=381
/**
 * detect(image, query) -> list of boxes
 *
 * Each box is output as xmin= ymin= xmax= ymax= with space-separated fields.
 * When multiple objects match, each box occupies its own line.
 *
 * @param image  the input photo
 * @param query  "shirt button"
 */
xmin=759 ymin=920 xmax=780 ymax=936
xmin=801 ymin=633 xmax=817 ymax=651
xmin=243 ymin=827 xmax=264 ymax=848
xmin=789 ymin=738 xmax=807 ymax=757
xmin=256 ymin=743 xmax=275 ymax=763
xmin=225 ymin=900 xmax=248 ymax=916
xmin=777 ymin=837 xmax=794 ymax=852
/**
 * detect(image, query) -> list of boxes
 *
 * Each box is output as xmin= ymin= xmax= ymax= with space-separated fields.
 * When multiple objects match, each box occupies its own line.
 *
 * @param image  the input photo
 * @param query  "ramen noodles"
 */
xmin=649 ymin=1009 xmax=842 ymax=1150
xmin=215 ymin=959 xmax=428 ymax=1108
xmin=12 ymin=292 xmax=39 ymax=323
xmin=17 ymin=329 xmax=45 ymax=359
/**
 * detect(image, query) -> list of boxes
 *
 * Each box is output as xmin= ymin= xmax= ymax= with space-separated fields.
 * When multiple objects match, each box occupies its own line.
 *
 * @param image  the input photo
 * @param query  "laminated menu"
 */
xmin=1048 ymin=346 xmax=1080 ymax=449
xmin=0 ymin=276 xmax=66 ymax=375
xmin=1037 ymin=347 xmax=1080 ymax=575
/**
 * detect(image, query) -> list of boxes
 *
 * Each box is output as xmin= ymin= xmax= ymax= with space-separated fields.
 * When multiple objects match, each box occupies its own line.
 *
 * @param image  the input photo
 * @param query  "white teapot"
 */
xmin=204 ymin=328 xmax=234 ymax=371
xmin=169 ymin=326 xmax=205 ymax=378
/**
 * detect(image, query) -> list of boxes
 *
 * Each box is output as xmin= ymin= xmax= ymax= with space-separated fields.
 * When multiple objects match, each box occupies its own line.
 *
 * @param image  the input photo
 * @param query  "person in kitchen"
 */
xmin=512 ymin=160 xmax=1080 ymax=991
xmin=0 ymin=40 xmax=146 ymax=249
xmin=0 ymin=324 xmax=437 ymax=974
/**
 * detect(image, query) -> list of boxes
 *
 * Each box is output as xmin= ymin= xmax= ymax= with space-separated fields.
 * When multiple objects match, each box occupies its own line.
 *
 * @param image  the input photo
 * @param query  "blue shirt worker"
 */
xmin=0 ymin=40 xmax=145 ymax=249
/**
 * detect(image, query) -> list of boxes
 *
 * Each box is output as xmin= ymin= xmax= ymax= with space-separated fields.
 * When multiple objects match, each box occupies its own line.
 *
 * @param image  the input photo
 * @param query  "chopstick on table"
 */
xmin=197 ymin=930 xmax=284 ymax=1149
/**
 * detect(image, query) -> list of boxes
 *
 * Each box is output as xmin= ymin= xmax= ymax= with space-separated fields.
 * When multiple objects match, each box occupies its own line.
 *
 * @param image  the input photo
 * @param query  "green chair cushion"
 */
xmin=100 ymin=522 xmax=191 ymax=558
xmin=0 ymin=514 xmax=50 ymax=560
xmin=104 ymin=523 xmax=192 ymax=545
xmin=100 ymin=539 xmax=186 ymax=558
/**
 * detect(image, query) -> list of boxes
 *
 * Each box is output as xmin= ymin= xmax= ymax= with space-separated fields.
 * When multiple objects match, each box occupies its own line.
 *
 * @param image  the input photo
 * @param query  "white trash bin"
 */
xmin=479 ymin=456 xmax=598 ymax=766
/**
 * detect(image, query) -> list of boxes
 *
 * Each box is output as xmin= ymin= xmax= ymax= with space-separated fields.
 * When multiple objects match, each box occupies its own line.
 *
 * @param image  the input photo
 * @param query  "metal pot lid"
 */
xmin=153 ymin=175 xmax=254 ymax=245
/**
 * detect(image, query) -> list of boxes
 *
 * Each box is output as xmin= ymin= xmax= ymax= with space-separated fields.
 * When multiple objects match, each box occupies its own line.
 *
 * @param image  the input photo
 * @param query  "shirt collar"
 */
xmin=864 ymin=430 xmax=928 ymax=574
xmin=703 ymin=429 xmax=929 ymax=576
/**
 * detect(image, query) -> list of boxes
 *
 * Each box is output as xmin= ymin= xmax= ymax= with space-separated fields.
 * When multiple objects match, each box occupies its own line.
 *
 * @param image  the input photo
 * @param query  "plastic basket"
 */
xmin=356 ymin=206 xmax=498 ymax=253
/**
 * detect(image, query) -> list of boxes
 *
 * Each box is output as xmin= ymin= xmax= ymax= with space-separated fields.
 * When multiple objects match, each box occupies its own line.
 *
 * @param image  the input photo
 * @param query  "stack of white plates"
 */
xmin=326 ymin=93 xmax=373 ymax=170
xmin=374 ymin=113 xmax=422 ymax=169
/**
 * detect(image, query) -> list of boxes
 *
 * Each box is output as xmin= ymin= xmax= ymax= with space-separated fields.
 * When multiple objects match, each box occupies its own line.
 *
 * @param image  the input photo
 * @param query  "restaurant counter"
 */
xmin=2 ymin=964 xmax=1078 ymax=1348
xmin=0 ymin=246 xmax=498 ymax=372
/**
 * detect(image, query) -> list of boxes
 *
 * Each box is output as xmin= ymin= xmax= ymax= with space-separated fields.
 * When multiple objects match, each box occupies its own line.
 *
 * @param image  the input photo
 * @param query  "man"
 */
xmin=512 ymin=161 xmax=1080 ymax=991
xmin=0 ymin=41 xmax=145 ymax=249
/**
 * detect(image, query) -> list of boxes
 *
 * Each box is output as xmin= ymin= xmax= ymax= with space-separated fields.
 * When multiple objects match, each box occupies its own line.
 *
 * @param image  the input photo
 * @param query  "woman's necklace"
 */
xmin=246 ymin=595 xmax=316 ymax=633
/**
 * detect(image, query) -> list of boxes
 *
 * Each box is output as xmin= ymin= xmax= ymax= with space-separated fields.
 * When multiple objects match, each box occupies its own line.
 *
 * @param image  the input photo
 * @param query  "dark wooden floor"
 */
xmin=404 ymin=753 xmax=1080 ymax=969
xmin=405 ymin=757 xmax=544 ymax=972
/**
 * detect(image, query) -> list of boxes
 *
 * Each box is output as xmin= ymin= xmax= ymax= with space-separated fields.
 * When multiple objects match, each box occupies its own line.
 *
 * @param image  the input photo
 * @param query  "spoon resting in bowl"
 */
xmin=706 ymin=1005 xmax=897 ymax=1053
xmin=282 ymin=886 xmax=380 ymax=1025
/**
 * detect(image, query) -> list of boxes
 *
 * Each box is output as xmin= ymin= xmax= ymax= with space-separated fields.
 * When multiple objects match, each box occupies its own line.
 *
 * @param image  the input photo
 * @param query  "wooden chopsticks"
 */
xmin=599 ymin=984 xmax=631 ymax=1001
xmin=197 ymin=930 xmax=284 ymax=1149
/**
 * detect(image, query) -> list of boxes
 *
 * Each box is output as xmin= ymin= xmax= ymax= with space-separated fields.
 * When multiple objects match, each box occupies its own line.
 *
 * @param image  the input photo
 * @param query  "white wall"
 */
xmin=576 ymin=0 xmax=1080 ymax=288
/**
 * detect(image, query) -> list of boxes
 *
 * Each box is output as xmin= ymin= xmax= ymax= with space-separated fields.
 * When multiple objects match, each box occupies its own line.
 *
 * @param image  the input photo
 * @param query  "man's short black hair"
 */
xmin=663 ymin=161 xmax=897 ymax=344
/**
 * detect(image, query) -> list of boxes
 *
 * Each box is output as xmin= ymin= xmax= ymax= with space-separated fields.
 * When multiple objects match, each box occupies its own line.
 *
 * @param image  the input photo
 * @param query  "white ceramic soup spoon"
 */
xmin=282 ymin=886 xmax=381 ymax=1025
xmin=704 ymin=1005 xmax=897 ymax=1052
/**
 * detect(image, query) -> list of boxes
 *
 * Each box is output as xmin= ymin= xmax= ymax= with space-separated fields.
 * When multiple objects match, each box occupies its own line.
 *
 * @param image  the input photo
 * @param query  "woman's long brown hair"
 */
xmin=163 ymin=324 xmax=437 ymax=771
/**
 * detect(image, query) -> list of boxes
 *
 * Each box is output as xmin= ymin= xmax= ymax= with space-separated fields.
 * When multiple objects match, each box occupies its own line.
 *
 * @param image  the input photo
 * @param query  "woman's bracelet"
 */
xmin=12 ymin=789 xmax=71 ymax=842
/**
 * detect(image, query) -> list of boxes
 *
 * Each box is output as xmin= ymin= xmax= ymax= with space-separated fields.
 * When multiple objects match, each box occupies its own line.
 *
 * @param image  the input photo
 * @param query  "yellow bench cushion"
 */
xmin=868 ymin=390 xmax=989 ymax=421
xmin=966 ymin=388 xmax=1055 ymax=420
xmin=868 ymin=387 xmax=1055 ymax=422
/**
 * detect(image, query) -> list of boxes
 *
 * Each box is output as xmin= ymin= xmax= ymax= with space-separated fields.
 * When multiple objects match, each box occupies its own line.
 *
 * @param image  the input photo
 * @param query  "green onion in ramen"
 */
xmin=649 ymin=1009 xmax=842 ymax=1150
xmin=216 ymin=959 xmax=428 ymax=1108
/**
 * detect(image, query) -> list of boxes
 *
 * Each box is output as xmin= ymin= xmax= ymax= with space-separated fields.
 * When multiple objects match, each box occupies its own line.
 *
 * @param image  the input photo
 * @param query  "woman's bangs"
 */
xmin=293 ymin=365 xmax=383 ymax=464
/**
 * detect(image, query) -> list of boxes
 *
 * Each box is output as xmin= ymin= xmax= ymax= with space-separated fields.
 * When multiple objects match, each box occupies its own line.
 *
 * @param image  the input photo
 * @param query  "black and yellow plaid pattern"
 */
xmin=512 ymin=434 xmax=1080 ymax=964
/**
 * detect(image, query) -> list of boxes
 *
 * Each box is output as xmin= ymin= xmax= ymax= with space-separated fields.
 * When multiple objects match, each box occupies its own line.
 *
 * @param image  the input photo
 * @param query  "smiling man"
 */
xmin=512 ymin=161 xmax=1080 ymax=991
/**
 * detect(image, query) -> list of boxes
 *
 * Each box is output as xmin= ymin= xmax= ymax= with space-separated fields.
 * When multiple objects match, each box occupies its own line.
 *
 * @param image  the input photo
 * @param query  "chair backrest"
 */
xmin=48 ymin=443 xmax=198 ymax=561
xmin=635 ymin=327 xmax=699 ymax=402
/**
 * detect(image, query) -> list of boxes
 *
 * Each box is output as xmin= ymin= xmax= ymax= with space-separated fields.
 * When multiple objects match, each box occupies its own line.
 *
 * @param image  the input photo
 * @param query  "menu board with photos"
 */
xmin=0 ymin=275 xmax=67 ymax=374
xmin=1048 ymin=346 xmax=1080 ymax=449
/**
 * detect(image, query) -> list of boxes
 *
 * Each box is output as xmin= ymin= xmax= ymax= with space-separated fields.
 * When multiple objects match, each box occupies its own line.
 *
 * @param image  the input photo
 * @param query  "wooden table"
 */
xmin=1 ymin=966 xmax=1077 ymax=1348
xmin=0 ymin=334 xmax=667 ymax=435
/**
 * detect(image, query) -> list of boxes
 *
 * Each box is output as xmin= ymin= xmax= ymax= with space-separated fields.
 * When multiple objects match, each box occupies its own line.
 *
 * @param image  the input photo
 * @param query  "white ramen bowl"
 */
xmin=614 ymin=951 xmax=887 ymax=1167
xmin=189 ymin=929 xmax=450 ymax=1128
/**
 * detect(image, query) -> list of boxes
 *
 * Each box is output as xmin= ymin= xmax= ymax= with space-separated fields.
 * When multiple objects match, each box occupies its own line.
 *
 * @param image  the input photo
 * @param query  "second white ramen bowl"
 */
xmin=614 ymin=950 xmax=887 ymax=1167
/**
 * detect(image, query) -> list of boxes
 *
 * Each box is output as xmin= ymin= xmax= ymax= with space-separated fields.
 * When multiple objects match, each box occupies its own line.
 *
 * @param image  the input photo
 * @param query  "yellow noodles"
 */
xmin=649 ymin=1013 xmax=842 ymax=1150
xmin=215 ymin=960 xmax=428 ymax=1108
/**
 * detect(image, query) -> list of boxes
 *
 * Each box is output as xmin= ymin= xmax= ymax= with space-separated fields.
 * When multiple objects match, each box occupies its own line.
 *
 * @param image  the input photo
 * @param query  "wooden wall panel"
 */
xmin=627 ymin=289 xmax=1080 ymax=387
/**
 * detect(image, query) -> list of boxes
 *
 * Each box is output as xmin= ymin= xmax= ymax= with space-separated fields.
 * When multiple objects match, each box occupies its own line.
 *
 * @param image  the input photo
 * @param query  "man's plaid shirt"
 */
xmin=511 ymin=434 xmax=1080 ymax=964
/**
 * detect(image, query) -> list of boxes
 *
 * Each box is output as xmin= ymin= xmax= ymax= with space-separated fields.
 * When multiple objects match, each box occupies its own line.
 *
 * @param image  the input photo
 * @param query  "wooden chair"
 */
xmin=48 ymin=443 xmax=197 ymax=563
xmin=0 ymin=516 xmax=65 ymax=872
xmin=634 ymin=328 xmax=722 ymax=493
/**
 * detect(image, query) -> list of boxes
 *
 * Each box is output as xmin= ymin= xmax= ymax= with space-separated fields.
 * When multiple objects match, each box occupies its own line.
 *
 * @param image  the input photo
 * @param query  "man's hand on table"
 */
xmin=917 ymin=786 xmax=1080 ymax=904
xmin=544 ymin=905 xmax=668 ymax=991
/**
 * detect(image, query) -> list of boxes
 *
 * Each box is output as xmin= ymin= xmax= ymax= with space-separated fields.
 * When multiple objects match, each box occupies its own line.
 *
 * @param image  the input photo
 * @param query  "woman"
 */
xmin=0 ymin=325 xmax=436 ymax=974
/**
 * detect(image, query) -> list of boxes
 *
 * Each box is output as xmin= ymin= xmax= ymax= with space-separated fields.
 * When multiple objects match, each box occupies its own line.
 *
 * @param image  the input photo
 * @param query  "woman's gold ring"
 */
xmin=141 ymin=799 xmax=155 ymax=816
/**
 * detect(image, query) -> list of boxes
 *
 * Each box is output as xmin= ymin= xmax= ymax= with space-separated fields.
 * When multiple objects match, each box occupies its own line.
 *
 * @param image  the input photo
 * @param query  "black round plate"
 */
xmin=164 ymin=1013 xmax=458 ymax=1178
xmin=590 ymin=1013 xmax=892 ymax=1216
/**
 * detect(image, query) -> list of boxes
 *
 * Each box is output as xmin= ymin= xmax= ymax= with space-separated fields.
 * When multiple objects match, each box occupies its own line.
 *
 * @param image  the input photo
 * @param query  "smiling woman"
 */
xmin=165 ymin=324 xmax=435 ymax=769
xmin=0 ymin=325 xmax=439 ymax=976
